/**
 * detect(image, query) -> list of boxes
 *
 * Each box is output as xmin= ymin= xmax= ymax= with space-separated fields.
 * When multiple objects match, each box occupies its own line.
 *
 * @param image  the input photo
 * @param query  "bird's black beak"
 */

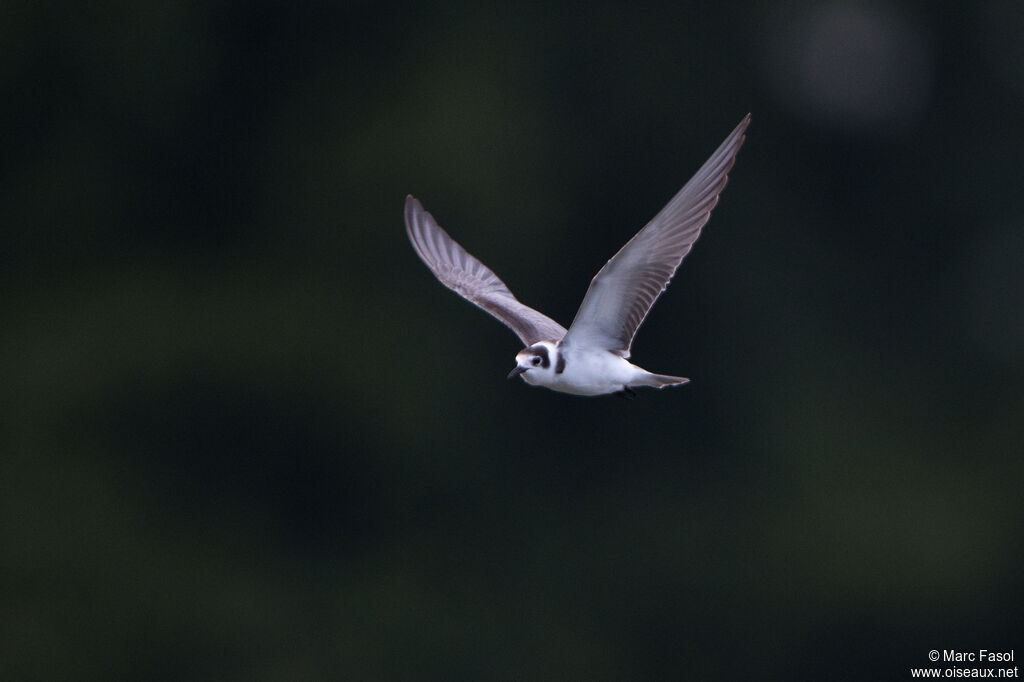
xmin=507 ymin=365 xmax=527 ymax=380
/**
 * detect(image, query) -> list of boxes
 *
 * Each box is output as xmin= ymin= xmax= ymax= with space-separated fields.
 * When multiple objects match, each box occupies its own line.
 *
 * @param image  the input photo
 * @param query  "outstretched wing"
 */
xmin=404 ymin=196 xmax=568 ymax=347
xmin=560 ymin=114 xmax=750 ymax=357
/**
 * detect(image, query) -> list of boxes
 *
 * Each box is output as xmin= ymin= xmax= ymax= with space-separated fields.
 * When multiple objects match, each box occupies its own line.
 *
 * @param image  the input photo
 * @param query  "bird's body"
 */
xmin=512 ymin=341 xmax=687 ymax=397
xmin=405 ymin=115 xmax=750 ymax=397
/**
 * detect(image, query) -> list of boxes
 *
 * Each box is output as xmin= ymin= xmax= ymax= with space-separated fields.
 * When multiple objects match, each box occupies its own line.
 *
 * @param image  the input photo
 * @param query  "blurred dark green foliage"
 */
xmin=3 ymin=1 xmax=1022 ymax=679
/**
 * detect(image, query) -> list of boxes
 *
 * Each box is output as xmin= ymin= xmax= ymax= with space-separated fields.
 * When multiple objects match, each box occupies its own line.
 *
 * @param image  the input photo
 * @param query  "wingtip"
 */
xmin=405 ymin=195 xmax=427 ymax=229
xmin=727 ymin=114 xmax=752 ymax=154
xmin=735 ymin=113 xmax=752 ymax=135
xmin=404 ymin=195 xmax=427 ymax=246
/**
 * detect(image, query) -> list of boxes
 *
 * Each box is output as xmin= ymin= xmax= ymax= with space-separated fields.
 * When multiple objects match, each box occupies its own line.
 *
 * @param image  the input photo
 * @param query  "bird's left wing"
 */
xmin=559 ymin=114 xmax=750 ymax=357
xmin=405 ymin=196 xmax=568 ymax=347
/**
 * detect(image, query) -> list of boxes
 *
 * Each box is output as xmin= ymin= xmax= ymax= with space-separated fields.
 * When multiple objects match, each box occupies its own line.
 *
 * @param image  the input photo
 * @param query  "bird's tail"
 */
xmin=636 ymin=372 xmax=690 ymax=389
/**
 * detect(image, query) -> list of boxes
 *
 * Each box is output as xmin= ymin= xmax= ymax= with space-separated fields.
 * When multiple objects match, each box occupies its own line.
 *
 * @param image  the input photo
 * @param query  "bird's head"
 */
xmin=508 ymin=342 xmax=557 ymax=382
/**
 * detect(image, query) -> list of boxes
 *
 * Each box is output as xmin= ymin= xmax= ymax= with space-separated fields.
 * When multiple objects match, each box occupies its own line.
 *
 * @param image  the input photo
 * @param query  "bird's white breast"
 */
xmin=524 ymin=348 xmax=644 ymax=396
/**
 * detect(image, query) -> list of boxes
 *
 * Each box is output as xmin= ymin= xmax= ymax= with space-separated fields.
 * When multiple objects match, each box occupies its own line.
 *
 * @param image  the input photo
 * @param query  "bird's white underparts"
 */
xmin=405 ymin=114 xmax=750 ymax=398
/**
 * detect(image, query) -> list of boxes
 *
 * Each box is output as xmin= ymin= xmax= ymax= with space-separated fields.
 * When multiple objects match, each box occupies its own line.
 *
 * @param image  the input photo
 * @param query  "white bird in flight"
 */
xmin=405 ymin=114 xmax=750 ymax=398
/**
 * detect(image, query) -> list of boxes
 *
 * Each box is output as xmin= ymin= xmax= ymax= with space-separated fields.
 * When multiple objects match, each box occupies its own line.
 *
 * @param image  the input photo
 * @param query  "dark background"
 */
xmin=4 ymin=1 xmax=1023 ymax=679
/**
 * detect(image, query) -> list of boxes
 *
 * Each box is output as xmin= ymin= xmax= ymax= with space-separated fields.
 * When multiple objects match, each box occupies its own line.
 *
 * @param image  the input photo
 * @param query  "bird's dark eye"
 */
xmin=531 ymin=356 xmax=541 ymax=365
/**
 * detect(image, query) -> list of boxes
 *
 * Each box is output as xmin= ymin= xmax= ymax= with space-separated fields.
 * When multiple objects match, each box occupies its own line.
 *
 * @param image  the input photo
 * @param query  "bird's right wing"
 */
xmin=404 ymin=196 xmax=568 ymax=347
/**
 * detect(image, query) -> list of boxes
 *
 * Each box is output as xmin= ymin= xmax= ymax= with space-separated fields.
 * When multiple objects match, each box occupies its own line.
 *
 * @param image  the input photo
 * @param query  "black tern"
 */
xmin=405 ymin=114 xmax=749 ymax=397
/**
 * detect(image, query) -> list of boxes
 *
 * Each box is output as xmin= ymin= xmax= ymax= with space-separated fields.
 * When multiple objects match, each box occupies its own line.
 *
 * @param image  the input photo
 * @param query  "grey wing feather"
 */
xmin=404 ymin=196 xmax=568 ymax=347
xmin=560 ymin=114 xmax=750 ymax=357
